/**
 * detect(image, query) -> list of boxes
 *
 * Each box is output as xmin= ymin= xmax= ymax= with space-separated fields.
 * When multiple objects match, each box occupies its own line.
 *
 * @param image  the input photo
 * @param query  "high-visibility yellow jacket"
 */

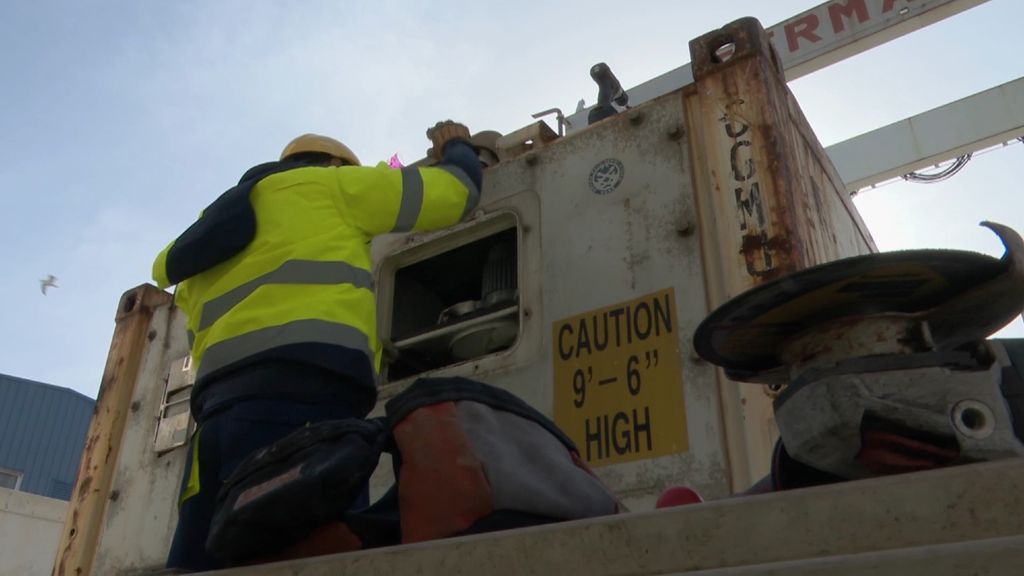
xmin=152 ymin=146 xmax=480 ymax=413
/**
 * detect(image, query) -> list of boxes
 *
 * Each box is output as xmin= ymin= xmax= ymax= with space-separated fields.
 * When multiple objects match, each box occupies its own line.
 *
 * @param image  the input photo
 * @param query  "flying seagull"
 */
xmin=40 ymin=275 xmax=59 ymax=295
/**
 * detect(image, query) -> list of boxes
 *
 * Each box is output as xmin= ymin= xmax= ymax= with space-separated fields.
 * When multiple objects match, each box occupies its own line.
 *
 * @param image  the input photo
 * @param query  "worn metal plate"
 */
xmin=553 ymin=288 xmax=688 ymax=466
xmin=694 ymin=249 xmax=1003 ymax=373
xmin=153 ymin=406 xmax=191 ymax=456
xmin=154 ymin=355 xmax=194 ymax=455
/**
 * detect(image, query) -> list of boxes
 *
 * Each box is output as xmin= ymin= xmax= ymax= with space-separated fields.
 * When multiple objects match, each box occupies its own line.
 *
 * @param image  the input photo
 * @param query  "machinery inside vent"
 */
xmin=386 ymin=226 xmax=519 ymax=381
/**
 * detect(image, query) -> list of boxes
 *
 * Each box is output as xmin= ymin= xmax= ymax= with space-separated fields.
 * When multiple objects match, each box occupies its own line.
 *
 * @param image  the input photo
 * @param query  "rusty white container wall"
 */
xmin=535 ymin=97 xmax=725 ymax=504
xmin=55 ymin=289 xmax=192 ymax=576
xmin=90 ymin=304 xmax=191 ymax=575
xmin=373 ymin=18 xmax=874 ymax=505
xmin=372 ymin=92 xmax=729 ymax=505
xmin=53 ymin=286 xmax=178 ymax=576
xmin=688 ymin=17 xmax=875 ymax=292
xmin=374 ymin=92 xmax=732 ymax=506
xmin=686 ymin=18 xmax=876 ymax=490
xmin=72 ymin=18 xmax=879 ymax=574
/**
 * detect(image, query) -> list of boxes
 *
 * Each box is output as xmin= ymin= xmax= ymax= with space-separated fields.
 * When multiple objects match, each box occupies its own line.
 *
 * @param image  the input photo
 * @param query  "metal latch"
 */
xmin=154 ymin=355 xmax=195 ymax=455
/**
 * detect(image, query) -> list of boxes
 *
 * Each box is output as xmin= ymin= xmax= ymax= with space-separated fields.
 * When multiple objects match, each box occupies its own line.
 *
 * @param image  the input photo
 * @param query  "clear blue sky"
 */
xmin=1 ymin=1 xmax=1022 ymax=398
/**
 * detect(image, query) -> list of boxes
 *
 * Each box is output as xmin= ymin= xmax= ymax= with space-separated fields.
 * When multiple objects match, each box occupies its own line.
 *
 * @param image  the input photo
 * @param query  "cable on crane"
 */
xmin=851 ymin=138 xmax=1024 ymax=197
xmin=901 ymin=154 xmax=973 ymax=184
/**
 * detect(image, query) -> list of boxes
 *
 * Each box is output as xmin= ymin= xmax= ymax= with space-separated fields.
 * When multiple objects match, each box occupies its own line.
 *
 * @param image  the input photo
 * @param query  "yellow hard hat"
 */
xmin=280 ymin=133 xmax=360 ymax=166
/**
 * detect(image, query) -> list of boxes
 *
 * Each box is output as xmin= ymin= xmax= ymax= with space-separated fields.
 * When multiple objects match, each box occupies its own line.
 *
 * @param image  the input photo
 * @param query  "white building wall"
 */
xmin=0 ymin=488 xmax=66 ymax=576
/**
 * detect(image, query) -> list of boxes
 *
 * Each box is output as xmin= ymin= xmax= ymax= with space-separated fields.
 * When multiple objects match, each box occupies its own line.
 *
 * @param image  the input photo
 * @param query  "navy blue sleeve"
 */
xmin=439 ymin=139 xmax=483 ymax=192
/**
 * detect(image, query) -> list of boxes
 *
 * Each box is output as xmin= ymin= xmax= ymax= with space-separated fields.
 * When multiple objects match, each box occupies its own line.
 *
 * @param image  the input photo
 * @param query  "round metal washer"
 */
xmin=951 ymin=399 xmax=996 ymax=440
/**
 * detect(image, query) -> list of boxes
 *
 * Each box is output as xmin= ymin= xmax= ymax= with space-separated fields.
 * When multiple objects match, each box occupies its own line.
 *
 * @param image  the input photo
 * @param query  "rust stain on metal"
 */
xmin=54 ymin=513 xmax=78 ymax=575
xmin=83 ymin=433 xmax=98 ymax=453
xmin=622 ymin=197 xmax=638 ymax=290
xmin=782 ymin=316 xmax=919 ymax=368
xmin=689 ymin=17 xmax=878 ymax=492
xmin=77 ymin=476 xmax=92 ymax=498
xmin=497 ymin=121 xmax=559 ymax=161
xmin=739 ymin=232 xmax=792 ymax=281
xmin=698 ymin=15 xmax=874 ymax=289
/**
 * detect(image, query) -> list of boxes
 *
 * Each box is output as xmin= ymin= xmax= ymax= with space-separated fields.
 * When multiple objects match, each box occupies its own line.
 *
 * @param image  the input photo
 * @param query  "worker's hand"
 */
xmin=427 ymin=120 xmax=471 ymax=160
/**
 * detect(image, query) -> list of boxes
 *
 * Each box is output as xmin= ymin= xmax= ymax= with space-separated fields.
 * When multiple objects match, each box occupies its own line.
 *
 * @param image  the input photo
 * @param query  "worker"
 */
xmin=152 ymin=121 xmax=482 ymax=572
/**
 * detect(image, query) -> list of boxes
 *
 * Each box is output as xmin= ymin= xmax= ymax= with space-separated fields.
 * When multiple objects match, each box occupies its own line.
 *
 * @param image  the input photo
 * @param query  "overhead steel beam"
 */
xmin=564 ymin=0 xmax=989 ymax=133
xmin=826 ymin=76 xmax=1024 ymax=191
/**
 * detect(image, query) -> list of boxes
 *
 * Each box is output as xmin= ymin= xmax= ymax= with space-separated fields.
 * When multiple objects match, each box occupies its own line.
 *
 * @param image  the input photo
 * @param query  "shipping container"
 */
xmin=53 ymin=18 xmax=1021 ymax=576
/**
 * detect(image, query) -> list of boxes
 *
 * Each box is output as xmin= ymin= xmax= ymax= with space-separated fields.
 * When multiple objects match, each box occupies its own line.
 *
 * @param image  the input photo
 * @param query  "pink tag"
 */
xmin=388 ymin=153 xmax=404 ymax=169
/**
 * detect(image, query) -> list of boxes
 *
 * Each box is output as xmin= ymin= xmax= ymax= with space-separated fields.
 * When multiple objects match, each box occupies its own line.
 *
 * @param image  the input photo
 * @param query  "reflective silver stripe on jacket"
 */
xmin=392 ymin=167 xmax=424 ymax=232
xmin=437 ymin=164 xmax=481 ymax=219
xmin=195 ymin=319 xmax=374 ymax=381
xmin=198 ymin=259 xmax=373 ymax=331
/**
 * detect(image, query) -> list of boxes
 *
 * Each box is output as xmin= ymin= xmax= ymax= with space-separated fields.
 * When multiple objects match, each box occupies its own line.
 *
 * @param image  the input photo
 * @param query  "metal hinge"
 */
xmin=154 ymin=355 xmax=195 ymax=455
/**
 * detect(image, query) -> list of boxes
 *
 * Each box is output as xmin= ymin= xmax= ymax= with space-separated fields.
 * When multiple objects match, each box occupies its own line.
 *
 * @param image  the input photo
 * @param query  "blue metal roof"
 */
xmin=0 ymin=373 xmax=95 ymax=500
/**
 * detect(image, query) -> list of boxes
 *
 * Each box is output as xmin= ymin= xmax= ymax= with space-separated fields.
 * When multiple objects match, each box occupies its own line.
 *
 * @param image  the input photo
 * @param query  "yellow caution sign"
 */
xmin=553 ymin=288 xmax=688 ymax=466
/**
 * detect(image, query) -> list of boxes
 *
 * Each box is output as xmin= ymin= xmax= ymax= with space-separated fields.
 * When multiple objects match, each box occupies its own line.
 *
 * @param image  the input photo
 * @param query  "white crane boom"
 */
xmin=827 ymin=76 xmax=1024 ymax=191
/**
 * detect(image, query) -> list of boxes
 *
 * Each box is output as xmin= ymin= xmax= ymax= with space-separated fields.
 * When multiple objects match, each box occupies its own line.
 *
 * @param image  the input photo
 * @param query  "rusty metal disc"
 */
xmin=693 ymin=249 xmax=1005 ymax=375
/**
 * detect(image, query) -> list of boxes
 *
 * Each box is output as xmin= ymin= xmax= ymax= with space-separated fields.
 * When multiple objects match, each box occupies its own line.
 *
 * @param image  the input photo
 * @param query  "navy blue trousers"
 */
xmin=166 ymin=383 xmax=369 ymax=571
